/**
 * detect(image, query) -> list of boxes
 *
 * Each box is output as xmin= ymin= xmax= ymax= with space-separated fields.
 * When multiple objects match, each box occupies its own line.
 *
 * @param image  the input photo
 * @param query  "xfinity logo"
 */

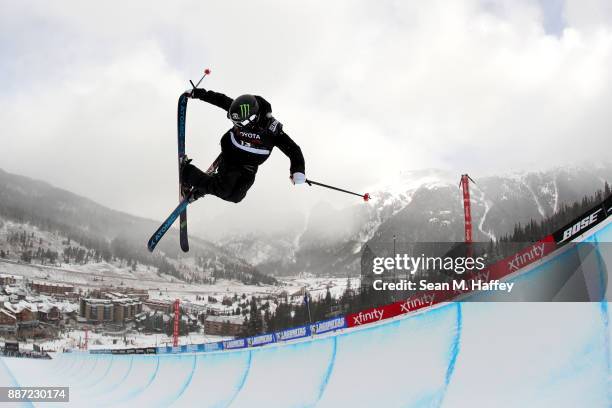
xmin=507 ymin=243 xmax=546 ymax=272
xmin=560 ymin=208 xmax=602 ymax=243
xmin=399 ymin=293 xmax=435 ymax=313
xmin=352 ymin=309 xmax=384 ymax=325
xmin=240 ymin=131 xmax=261 ymax=140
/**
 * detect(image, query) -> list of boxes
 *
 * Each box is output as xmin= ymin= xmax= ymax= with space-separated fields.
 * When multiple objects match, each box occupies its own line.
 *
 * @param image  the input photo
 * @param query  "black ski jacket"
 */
xmin=192 ymin=89 xmax=305 ymax=175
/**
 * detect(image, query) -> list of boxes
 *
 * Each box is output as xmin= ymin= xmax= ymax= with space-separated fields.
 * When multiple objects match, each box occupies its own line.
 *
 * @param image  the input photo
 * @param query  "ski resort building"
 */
xmin=3 ymin=301 xmax=38 ymax=328
xmin=113 ymin=298 xmax=143 ymax=322
xmin=91 ymin=287 xmax=149 ymax=301
xmin=0 ymin=297 xmax=66 ymax=338
xmin=0 ymin=274 xmax=19 ymax=286
xmin=204 ymin=314 xmax=244 ymax=336
xmin=79 ymin=297 xmax=143 ymax=324
xmin=80 ymin=298 xmax=113 ymax=323
xmin=143 ymin=299 xmax=174 ymax=313
xmin=30 ymin=281 xmax=74 ymax=296
xmin=36 ymin=303 xmax=61 ymax=322
xmin=0 ymin=309 xmax=16 ymax=334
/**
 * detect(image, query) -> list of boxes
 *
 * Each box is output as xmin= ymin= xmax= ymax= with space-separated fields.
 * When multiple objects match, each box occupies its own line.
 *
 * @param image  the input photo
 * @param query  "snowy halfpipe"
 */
xmin=1 ymin=218 xmax=611 ymax=407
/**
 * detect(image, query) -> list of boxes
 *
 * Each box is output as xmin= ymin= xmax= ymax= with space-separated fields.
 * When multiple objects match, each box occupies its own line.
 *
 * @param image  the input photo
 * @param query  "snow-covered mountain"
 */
xmin=9 ymin=162 xmax=607 ymax=282
xmin=219 ymin=169 xmax=449 ymax=276
xmin=0 ymin=168 xmax=274 ymax=285
xmin=219 ymin=164 xmax=612 ymax=277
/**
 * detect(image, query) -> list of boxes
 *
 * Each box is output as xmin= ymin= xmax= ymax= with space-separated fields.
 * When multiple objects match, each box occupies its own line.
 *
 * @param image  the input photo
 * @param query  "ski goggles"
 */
xmin=229 ymin=113 xmax=258 ymax=128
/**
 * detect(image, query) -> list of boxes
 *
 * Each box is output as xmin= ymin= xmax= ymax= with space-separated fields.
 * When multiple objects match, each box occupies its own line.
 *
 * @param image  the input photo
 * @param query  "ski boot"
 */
xmin=179 ymin=155 xmax=204 ymax=202
xmin=189 ymin=188 xmax=205 ymax=202
xmin=179 ymin=155 xmax=194 ymax=198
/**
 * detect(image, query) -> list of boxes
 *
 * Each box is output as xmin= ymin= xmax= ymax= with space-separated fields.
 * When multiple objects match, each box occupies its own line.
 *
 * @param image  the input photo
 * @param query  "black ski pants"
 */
xmin=183 ymin=159 xmax=256 ymax=203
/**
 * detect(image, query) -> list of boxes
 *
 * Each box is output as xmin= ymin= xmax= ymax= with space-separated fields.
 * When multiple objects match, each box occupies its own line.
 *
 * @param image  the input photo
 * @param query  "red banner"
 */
xmin=349 ymin=235 xmax=559 ymax=328
xmin=464 ymin=235 xmax=556 ymax=284
xmin=347 ymin=303 xmax=402 ymax=327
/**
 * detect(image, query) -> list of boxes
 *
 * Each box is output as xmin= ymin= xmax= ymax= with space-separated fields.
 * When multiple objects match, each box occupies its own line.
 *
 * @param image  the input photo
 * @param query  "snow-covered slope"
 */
xmin=220 ymin=164 xmax=612 ymax=277
xmin=0 ymin=168 xmax=273 ymax=286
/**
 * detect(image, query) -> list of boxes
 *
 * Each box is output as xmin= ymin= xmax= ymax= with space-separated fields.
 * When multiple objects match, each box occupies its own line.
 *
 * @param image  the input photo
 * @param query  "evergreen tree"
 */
xmin=245 ymin=297 xmax=263 ymax=336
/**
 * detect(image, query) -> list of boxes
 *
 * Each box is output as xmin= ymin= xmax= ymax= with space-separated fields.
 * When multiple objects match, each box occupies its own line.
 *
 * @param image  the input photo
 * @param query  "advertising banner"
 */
xmin=203 ymin=342 xmax=224 ymax=352
xmin=185 ymin=344 xmax=199 ymax=352
xmin=275 ymin=325 xmax=310 ymax=342
xmin=89 ymin=349 xmax=110 ymax=354
xmin=554 ymin=204 xmax=608 ymax=245
xmin=310 ymin=317 xmax=346 ymax=333
xmin=395 ymin=291 xmax=440 ymax=316
xmin=223 ymin=339 xmax=247 ymax=350
xmin=247 ymin=333 xmax=275 ymax=347
xmin=347 ymin=302 xmax=402 ymax=328
xmin=605 ymin=195 xmax=612 ymax=217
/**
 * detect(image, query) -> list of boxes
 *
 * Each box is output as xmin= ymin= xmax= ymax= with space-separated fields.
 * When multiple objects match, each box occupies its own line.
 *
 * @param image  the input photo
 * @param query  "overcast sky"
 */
xmin=2 ymin=0 xmax=612 ymax=239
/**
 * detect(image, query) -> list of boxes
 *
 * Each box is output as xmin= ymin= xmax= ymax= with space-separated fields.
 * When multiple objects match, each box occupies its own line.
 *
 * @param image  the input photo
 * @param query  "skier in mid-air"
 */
xmin=146 ymin=75 xmax=367 ymax=253
xmin=181 ymin=88 xmax=306 ymax=203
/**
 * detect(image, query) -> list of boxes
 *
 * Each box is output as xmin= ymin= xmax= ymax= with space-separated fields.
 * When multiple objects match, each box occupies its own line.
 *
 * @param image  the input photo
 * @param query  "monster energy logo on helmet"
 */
xmin=240 ymin=103 xmax=250 ymax=118
xmin=229 ymin=94 xmax=260 ymax=126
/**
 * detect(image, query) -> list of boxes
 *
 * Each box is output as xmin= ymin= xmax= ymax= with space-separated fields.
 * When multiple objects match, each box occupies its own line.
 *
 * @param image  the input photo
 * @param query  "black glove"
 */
xmin=190 ymin=88 xmax=207 ymax=99
xmin=183 ymin=88 xmax=206 ymax=99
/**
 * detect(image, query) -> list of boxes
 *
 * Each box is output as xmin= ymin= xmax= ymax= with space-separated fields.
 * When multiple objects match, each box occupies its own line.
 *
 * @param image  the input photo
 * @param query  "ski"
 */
xmin=177 ymin=93 xmax=190 ymax=252
xmin=147 ymin=194 xmax=193 ymax=252
xmin=147 ymin=153 xmax=221 ymax=253
xmin=148 ymin=69 xmax=218 ymax=253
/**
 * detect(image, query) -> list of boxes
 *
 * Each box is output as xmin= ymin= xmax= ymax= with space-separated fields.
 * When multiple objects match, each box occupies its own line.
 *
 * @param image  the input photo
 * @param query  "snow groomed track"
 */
xmin=1 ymin=199 xmax=611 ymax=407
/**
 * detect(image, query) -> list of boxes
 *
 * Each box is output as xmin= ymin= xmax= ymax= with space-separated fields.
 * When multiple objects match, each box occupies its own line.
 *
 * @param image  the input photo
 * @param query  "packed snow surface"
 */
xmin=1 ymin=221 xmax=611 ymax=407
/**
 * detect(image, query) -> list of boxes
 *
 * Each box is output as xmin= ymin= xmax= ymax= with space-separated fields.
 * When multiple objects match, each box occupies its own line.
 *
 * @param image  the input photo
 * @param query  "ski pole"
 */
xmin=306 ymin=179 xmax=371 ymax=202
xmin=189 ymin=68 xmax=211 ymax=89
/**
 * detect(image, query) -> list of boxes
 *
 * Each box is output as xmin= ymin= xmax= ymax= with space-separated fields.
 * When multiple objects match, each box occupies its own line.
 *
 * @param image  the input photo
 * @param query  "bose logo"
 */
xmin=560 ymin=209 xmax=602 ymax=243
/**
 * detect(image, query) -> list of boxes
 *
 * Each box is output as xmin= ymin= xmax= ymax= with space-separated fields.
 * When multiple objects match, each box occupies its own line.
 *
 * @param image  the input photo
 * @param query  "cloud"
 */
xmin=564 ymin=0 xmax=612 ymax=30
xmin=1 ymin=0 xmax=612 ymax=238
